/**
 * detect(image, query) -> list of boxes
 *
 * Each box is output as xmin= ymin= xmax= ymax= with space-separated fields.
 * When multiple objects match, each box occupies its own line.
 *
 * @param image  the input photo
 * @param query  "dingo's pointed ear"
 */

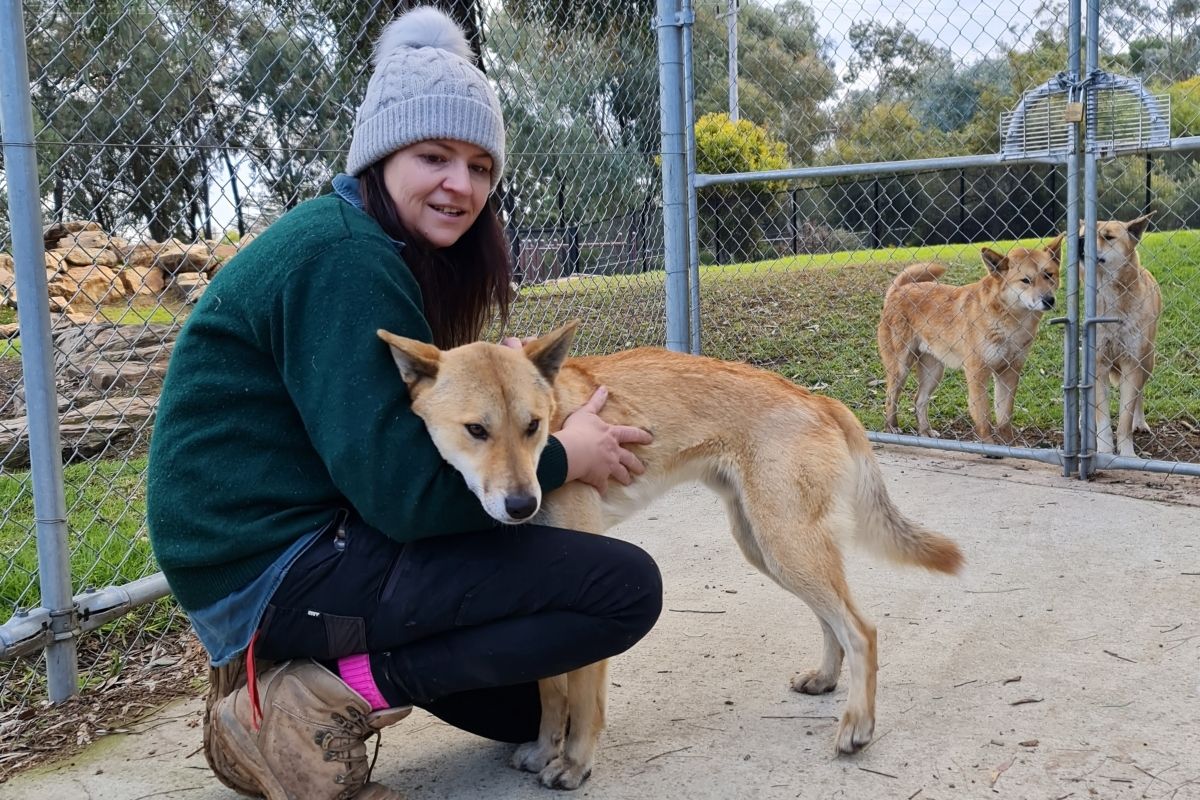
xmin=524 ymin=320 xmax=579 ymax=383
xmin=377 ymin=329 xmax=440 ymax=392
xmin=1127 ymin=213 xmax=1153 ymax=241
xmin=981 ymin=247 xmax=1008 ymax=274
xmin=1044 ymin=233 xmax=1065 ymax=262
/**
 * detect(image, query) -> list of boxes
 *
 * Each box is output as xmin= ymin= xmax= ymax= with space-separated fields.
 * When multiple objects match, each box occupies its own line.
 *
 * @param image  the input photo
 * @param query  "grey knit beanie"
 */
xmin=346 ymin=6 xmax=505 ymax=189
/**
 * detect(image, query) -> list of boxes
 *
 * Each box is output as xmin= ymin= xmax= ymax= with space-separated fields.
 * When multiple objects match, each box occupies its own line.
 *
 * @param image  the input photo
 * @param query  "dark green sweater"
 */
xmin=147 ymin=194 xmax=567 ymax=610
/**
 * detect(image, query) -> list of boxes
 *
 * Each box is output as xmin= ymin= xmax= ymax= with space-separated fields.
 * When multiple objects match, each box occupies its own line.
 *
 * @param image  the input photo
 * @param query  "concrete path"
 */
xmin=4 ymin=448 xmax=1198 ymax=800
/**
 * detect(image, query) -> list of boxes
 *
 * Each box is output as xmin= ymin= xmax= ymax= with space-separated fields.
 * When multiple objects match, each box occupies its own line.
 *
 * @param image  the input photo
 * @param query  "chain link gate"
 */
xmin=668 ymin=0 xmax=1200 ymax=479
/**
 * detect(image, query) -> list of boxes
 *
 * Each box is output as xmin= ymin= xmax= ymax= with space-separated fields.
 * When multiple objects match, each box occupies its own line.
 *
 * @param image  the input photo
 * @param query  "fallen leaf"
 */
xmin=990 ymin=756 xmax=1015 ymax=786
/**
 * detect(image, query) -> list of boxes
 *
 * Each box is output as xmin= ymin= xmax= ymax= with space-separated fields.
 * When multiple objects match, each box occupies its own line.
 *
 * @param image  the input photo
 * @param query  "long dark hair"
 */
xmin=358 ymin=161 xmax=512 ymax=349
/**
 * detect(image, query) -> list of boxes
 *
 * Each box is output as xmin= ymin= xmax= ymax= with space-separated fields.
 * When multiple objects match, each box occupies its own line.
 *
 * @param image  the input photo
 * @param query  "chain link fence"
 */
xmin=0 ymin=0 xmax=666 ymax=724
xmin=1 ymin=0 xmax=1197 ymax=751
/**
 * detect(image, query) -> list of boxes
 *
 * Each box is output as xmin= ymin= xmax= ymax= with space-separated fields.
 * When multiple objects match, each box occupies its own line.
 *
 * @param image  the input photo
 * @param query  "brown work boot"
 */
xmin=207 ymin=659 xmax=411 ymax=800
xmin=204 ymin=656 xmax=261 ymax=797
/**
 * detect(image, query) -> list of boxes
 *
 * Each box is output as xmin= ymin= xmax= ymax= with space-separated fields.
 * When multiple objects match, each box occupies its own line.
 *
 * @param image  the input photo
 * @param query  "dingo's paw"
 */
xmin=539 ymin=756 xmax=592 ymax=790
xmin=791 ymin=669 xmax=838 ymax=695
xmin=835 ymin=707 xmax=874 ymax=754
xmin=512 ymin=739 xmax=559 ymax=774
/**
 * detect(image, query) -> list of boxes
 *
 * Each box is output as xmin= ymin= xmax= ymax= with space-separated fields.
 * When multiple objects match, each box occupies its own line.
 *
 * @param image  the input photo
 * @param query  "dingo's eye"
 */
xmin=526 ymin=419 xmax=540 ymax=436
xmin=466 ymin=423 xmax=488 ymax=440
xmin=1021 ymin=277 xmax=1032 ymax=284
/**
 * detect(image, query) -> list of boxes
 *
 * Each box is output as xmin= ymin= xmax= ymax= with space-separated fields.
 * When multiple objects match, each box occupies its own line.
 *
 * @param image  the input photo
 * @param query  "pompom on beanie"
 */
xmin=346 ymin=6 xmax=505 ymax=190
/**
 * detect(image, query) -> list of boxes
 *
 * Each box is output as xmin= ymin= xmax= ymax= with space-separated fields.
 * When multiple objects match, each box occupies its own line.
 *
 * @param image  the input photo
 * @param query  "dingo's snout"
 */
xmin=504 ymin=493 xmax=539 ymax=521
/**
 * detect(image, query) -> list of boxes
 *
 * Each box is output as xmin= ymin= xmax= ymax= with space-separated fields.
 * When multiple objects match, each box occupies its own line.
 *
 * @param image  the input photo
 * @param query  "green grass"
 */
xmin=0 ymin=457 xmax=153 ymax=611
xmin=0 ymin=307 xmax=17 ymax=359
xmin=0 ymin=301 xmax=186 ymax=360
xmin=97 ymin=301 xmax=186 ymax=326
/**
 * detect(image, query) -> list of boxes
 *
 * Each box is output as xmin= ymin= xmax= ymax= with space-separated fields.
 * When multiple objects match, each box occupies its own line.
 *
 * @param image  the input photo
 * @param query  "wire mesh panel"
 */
xmin=687 ymin=0 xmax=1200 ymax=468
xmin=0 ymin=0 xmax=666 ymax=725
xmin=688 ymin=0 xmax=1074 ymax=454
xmin=1081 ymin=2 xmax=1200 ymax=465
xmin=485 ymin=2 xmax=667 ymax=350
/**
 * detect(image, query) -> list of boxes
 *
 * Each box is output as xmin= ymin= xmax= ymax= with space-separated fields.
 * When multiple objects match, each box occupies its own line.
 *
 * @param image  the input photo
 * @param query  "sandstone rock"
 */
xmin=119 ymin=266 xmax=167 ymax=297
xmin=173 ymin=273 xmax=209 ymax=304
xmin=53 ymin=322 xmax=177 ymax=377
xmin=56 ymin=242 xmax=120 ymax=268
xmin=84 ymin=360 xmax=170 ymax=391
xmin=124 ymin=239 xmax=213 ymax=274
xmin=0 ymin=266 xmax=13 ymax=307
xmin=0 ymin=395 xmax=158 ymax=469
xmin=44 ymin=250 xmax=70 ymax=272
xmin=62 ymin=231 xmax=125 ymax=252
xmin=42 ymin=220 xmax=101 ymax=249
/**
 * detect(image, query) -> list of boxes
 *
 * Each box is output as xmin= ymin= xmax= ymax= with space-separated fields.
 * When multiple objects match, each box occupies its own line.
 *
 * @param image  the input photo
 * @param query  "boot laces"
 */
xmin=316 ymin=706 xmax=384 ymax=798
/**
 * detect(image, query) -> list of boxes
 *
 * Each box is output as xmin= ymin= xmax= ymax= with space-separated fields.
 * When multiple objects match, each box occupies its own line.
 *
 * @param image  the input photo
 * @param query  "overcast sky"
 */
xmin=800 ymin=0 xmax=1050 ymax=66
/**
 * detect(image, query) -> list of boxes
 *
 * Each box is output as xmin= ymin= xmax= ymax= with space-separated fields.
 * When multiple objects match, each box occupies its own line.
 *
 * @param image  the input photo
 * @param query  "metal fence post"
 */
xmin=656 ymin=0 xmax=691 ymax=353
xmin=1060 ymin=0 xmax=1083 ymax=478
xmin=0 ymin=0 xmax=78 ymax=701
xmin=681 ymin=0 xmax=702 ymax=355
xmin=1079 ymin=0 xmax=1101 ymax=480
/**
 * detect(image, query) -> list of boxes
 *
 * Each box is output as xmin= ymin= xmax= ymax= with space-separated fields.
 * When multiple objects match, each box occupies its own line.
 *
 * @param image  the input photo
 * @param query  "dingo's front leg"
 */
xmin=964 ymin=362 xmax=995 ymax=443
xmin=539 ymin=660 xmax=608 ymax=790
xmin=512 ymin=674 xmax=568 ymax=774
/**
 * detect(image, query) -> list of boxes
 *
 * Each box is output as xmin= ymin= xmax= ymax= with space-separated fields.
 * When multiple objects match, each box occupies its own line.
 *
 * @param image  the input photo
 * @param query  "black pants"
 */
xmin=254 ymin=515 xmax=663 ymax=744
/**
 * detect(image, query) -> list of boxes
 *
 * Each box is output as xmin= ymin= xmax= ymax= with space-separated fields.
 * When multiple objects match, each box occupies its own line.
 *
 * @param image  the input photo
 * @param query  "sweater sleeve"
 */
xmin=271 ymin=235 xmax=564 ymax=540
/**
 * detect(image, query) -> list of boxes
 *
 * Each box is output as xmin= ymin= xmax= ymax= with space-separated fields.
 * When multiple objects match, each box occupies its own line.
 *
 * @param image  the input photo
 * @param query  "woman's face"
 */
xmin=382 ymin=139 xmax=494 ymax=249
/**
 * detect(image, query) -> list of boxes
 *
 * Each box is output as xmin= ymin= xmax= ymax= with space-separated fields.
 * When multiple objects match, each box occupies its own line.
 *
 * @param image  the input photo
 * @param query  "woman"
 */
xmin=147 ymin=8 xmax=661 ymax=799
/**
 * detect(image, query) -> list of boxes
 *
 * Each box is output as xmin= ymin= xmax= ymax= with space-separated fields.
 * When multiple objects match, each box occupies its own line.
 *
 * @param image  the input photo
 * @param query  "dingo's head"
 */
xmin=1078 ymin=214 xmax=1150 ymax=272
xmin=980 ymin=235 xmax=1063 ymax=312
xmin=377 ymin=321 xmax=579 ymax=525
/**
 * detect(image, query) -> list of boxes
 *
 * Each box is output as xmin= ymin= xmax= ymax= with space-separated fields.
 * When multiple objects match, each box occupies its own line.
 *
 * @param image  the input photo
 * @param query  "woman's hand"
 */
xmin=555 ymin=386 xmax=653 ymax=493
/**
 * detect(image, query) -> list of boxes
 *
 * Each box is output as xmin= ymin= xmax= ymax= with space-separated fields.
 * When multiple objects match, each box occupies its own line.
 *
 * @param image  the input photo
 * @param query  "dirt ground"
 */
xmin=2 ymin=447 xmax=1198 ymax=800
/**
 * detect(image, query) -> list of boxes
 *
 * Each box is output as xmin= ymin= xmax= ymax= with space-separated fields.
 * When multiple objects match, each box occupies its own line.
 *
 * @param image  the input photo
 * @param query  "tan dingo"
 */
xmin=877 ymin=238 xmax=1063 ymax=444
xmin=377 ymin=322 xmax=963 ymax=790
xmin=1079 ymin=215 xmax=1162 ymax=457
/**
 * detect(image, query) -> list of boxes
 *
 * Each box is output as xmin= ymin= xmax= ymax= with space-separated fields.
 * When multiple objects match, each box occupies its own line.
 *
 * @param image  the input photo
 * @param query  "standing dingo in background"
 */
xmin=378 ymin=322 xmax=963 ymax=790
xmin=877 ymin=237 xmax=1063 ymax=444
xmin=1080 ymin=215 xmax=1162 ymax=457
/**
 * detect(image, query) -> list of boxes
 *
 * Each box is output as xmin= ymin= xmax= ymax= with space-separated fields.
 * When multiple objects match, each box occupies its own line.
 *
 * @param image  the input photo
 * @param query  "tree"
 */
xmin=691 ymin=1 xmax=836 ymax=164
xmin=914 ymin=58 xmax=1013 ymax=134
xmin=1168 ymin=76 xmax=1200 ymax=136
xmin=232 ymin=14 xmax=357 ymax=212
xmin=24 ymin=0 xmax=224 ymax=240
xmin=693 ymin=112 xmax=790 ymax=262
xmin=845 ymin=21 xmax=950 ymax=100
xmin=1128 ymin=0 xmax=1200 ymax=82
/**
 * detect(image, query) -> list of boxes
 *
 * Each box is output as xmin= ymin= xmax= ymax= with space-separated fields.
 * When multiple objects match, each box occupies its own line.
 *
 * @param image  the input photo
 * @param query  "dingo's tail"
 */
xmin=825 ymin=401 xmax=963 ymax=573
xmin=851 ymin=449 xmax=963 ymax=573
xmin=887 ymin=263 xmax=946 ymax=296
